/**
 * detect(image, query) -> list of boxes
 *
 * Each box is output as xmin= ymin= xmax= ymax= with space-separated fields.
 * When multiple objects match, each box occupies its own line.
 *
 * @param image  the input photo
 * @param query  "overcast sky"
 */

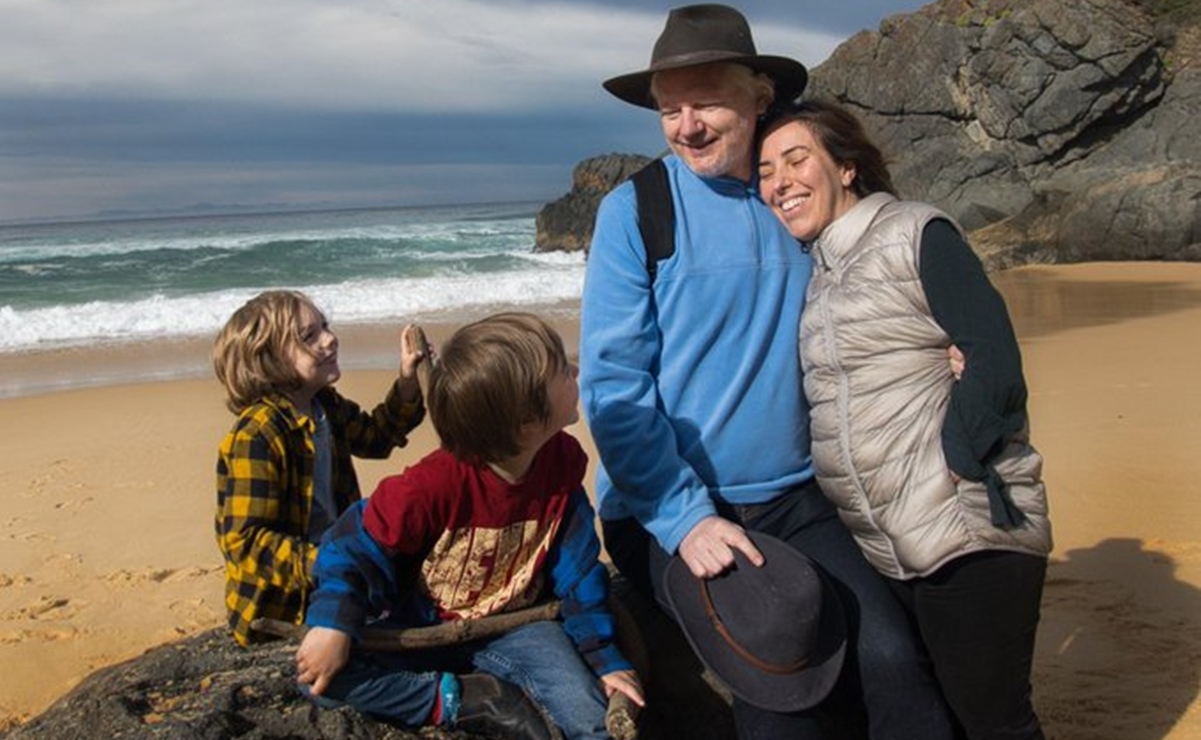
xmin=0 ymin=0 xmax=929 ymax=223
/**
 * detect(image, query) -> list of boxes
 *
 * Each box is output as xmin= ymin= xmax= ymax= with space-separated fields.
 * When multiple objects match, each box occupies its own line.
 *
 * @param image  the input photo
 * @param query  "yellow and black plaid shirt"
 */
xmin=215 ymin=383 xmax=424 ymax=646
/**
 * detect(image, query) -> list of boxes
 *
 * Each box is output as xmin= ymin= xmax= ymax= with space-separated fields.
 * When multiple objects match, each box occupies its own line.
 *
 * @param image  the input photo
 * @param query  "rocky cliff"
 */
xmin=536 ymin=0 xmax=1201 ymax=267
xmin=811 ymin=0 xmax=1201 ymax=267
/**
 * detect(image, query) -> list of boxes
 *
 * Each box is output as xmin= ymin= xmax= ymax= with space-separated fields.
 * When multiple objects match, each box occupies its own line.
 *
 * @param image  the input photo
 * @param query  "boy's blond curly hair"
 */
xmin=212 ymin=290 xmax=323 ymax=413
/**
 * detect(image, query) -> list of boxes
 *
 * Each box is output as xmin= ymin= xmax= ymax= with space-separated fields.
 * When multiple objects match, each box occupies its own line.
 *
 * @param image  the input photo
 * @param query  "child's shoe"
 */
xmin=455 ymin=673 xmax=558 ymax=740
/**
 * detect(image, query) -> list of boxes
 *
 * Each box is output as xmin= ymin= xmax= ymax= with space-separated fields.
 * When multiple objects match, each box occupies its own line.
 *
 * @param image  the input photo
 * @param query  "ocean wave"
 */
xmin=0 ymin=265 xmax=585 ymax=352
xmin=0 ymin=202 xmax=583 ymax=353
xmin=0 ymin=227 xmax=533 ymax=263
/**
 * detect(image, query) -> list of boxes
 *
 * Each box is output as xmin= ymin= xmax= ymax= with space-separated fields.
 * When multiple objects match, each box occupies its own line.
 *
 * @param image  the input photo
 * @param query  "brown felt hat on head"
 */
xmin=603 ymin=3 xmax=808 ymax=110
xmin=663 ymin=531 xmax=847 ymax=712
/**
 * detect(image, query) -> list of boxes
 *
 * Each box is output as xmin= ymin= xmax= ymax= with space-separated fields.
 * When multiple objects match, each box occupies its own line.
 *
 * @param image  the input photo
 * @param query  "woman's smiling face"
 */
xmin=758 ymin=119 xmax=860 ymax=243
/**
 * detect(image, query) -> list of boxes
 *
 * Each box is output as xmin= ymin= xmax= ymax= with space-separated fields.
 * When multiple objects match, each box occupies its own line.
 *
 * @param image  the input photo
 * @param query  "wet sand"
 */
xmin=989 ymin=264 xmax=1201 ymax=739
xmin=1 ymin=262 xmax=1199 ymax=738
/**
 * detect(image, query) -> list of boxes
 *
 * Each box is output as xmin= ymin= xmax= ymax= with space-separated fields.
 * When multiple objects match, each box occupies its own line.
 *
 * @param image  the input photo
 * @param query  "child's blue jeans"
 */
xmin=299 ymin=619 xmax=610 ymax=740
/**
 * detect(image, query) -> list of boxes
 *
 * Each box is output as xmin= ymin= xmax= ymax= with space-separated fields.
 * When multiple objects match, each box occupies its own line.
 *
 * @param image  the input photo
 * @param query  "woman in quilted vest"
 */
xmin=757 ymin=99 xmax=1053 ymax=740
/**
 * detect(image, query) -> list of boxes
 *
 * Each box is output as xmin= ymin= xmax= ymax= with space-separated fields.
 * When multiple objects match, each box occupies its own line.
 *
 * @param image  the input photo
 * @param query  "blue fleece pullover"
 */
xmin=580 ymin=155 xmax=815 ymax=554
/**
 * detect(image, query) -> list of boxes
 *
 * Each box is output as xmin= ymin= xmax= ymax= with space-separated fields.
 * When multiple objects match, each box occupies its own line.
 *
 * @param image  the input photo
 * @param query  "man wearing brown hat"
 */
xmin=579 ymin=5 xmax=956 ymax=739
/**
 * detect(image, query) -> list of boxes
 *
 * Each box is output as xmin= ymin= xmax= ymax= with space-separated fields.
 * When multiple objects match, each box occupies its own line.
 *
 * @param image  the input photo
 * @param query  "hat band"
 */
xmin=650 ymin=49 xmax=748 ymax=72
xmin=699 ymin=579 xmax=809 ymax=675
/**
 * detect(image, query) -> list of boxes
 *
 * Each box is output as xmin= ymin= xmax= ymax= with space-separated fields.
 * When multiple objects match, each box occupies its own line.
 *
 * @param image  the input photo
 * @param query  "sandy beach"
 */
xmin=1 ymin=262 xmax=1199 ymax=739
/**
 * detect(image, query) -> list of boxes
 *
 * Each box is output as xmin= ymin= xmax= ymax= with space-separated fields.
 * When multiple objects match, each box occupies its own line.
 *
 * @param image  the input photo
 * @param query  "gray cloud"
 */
xmin=7 ymin=0 xmax=835 ymax=112
xmin=0 ymin=0 xmax=925 ymax=222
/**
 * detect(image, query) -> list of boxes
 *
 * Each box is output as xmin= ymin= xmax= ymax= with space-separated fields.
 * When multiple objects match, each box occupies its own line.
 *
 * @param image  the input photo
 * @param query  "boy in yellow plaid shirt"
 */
xmin=213 ymin=290 xmax=427 ymax=646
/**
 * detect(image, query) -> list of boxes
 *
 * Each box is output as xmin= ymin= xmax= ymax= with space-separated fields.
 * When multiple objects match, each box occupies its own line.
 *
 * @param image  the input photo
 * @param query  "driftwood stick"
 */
xmin=605 ymin=692 xmax=640 ymax=740
xmin=250 ymin=600 xmax=562 ymax=650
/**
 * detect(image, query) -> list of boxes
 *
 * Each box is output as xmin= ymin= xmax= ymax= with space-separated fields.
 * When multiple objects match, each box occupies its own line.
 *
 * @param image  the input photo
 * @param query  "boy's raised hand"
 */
xmin=399 ymin=323 xmax=432 ymax=379
xmin=296 ymin=626 xmax=351 ymax=696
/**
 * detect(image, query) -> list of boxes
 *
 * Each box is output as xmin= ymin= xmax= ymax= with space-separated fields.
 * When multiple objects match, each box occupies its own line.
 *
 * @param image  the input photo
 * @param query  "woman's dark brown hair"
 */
xmin=760 ymin=98 xmax=897 ymax=198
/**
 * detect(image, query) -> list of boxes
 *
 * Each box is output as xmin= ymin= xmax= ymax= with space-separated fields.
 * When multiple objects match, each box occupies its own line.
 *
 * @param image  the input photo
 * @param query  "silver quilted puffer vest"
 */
xmin=800 ymin=193 xmax=1052 ymax=579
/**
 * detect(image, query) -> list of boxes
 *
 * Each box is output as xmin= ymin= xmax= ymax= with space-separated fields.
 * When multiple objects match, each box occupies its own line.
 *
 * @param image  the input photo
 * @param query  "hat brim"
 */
xmin=663 ymin=532 xmax=846 ymax=713
xmin=603 ymin=54 xmax=808 ymax=110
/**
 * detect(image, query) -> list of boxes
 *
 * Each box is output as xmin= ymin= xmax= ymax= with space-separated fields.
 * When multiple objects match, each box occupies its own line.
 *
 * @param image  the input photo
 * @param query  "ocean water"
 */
xmin=0 ymin=202 xmax=585 ymax=355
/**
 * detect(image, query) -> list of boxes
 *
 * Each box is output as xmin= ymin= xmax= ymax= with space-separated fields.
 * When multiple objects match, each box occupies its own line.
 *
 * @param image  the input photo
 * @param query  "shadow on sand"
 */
xmin=1036 ymin=537 xmax=1201 ymax=740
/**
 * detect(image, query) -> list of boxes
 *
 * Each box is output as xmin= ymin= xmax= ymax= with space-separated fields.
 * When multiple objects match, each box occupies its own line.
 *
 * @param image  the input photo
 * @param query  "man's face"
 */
xmin=654 ymin=64 xmax=765 ymax=182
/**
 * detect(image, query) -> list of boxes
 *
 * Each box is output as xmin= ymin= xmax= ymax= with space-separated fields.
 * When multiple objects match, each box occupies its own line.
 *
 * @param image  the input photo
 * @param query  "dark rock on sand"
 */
xmin=4 ymin=628 xmax=431 ymax=740
xmin=6 ymin=580 xmax=735 ymax=740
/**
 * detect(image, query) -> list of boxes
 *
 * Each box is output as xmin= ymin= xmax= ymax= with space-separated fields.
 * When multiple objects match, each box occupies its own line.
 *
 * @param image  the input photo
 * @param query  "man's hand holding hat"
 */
xmin=678 ymin=515 xmax=764 ymax=579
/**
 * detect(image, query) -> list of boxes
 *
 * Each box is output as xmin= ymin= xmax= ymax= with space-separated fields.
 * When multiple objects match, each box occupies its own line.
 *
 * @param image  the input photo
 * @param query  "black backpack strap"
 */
xmin=631 ymin=158 xmax=675 ymax=283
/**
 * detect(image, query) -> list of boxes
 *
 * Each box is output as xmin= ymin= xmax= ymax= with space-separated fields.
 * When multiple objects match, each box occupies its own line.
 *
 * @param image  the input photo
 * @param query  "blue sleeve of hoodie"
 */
xmin=547 ymin=488 xmax=633 ymax=678
xmin=579 ymin=183 xmax=717 ymax=553
xmin=304 ymin=500 xmax=401 ymax=640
